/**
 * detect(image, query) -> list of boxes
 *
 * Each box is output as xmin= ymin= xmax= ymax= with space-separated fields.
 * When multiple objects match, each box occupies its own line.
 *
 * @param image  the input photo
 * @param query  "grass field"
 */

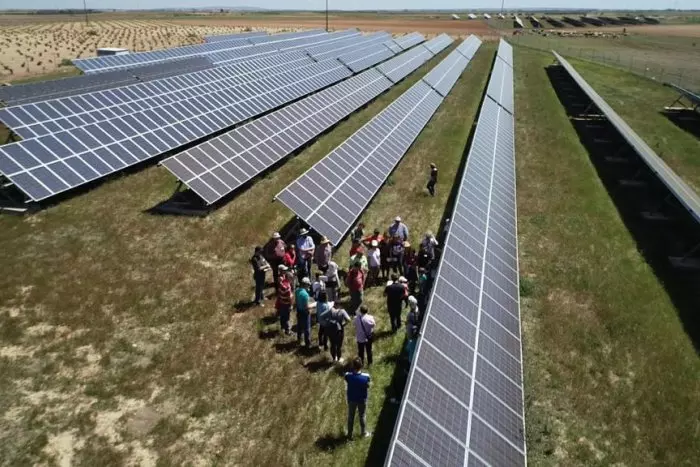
xmin=515 ymin=46 xmax=700 ymax=465
xmin=0 ymin=43 xmax=493 ymax=465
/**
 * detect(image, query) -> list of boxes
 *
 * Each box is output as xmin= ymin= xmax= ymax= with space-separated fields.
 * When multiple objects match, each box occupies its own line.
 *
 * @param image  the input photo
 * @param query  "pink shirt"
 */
xmin=355 ymin=314 xmax=376 ymax=343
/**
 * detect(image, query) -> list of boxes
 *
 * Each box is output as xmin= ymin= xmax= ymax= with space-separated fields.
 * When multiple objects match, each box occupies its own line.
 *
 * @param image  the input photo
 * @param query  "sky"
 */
xmin=0 ymin=0 xmax=694 ymax=11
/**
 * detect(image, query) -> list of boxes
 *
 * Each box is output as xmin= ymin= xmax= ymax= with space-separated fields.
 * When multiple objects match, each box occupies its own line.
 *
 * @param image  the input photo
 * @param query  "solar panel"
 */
xmin=423 ymin=33 xmax=455 ymax=55
xmin=455 ymin=35 xmax=482 ymax=60
xmin=384 ymin=40 xmax=403 ymax=54
xmin=497 ymin=40 xmax=514 ymax=67
xmin=554 ymin=51 xmax=700 ymax=224
xmin=276 ymin=38 xmax=480 ymax=245
xmin=377 ymin=45 xmax=432 ymax=83
xmin=0 ymin=49 xmax=329 ymax=139
xmin=0 ymin=56 xmax=213 ymax=107
xmin=207 ymin=30 xmax=358 ymax=66
xmin=160 ymin=39 xmax=451 ymax=206
xmin=73 ymin=29 xmax=329 ymax=73
xmin=394 ymin=32 xmax=426 ymax=50
xmin=306 ymin=32 xmax=392 ymax=61
xmin=486 ymin=57 xmax=514 ymax=114
xmin=664 ymin=82 xmax=700 ymax=108
xmin=422 ymin=38 xmax=481 ymax=97
xmin=338 ymin=44 xmax=396 ymax=73
xmin=0 ymin=59 xmax=353 ymax=202
xmin=385 ymin=39 xmax=526 ymax=467
xmin=204 ymin=31 xmax=268 ymax=43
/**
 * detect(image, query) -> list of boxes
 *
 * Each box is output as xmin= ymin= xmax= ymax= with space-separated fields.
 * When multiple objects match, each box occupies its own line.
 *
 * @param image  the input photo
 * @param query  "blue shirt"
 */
xmin=388 ymin=222 xmax=409 ymax=241
xmin=345 ymin=371 xmax=371 ymax=402
xmin=295 ymin=287 xmax=310 ymax=313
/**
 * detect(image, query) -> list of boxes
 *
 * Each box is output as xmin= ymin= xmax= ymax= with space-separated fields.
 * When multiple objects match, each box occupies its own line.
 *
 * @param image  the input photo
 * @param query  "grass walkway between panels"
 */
xmin=515 ymin=46 xmax=700 ymax=466
xmin=0 ymin=44 xmax=493 ymax=466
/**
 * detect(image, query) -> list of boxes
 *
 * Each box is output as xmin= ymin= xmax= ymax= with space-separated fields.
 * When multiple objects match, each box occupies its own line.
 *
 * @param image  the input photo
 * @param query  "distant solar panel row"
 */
xmin=306 ymin=32 xmax=392 ymax=61
xmin=204 ymin=30 xmax=267 ymax=43
xmin=394 ymin=32 xmax=426 ymax=50
xmin=0 ymin=59 xmax=354 ymax=202
xmin=422 ymin=38 xmax=481 ymax=97
xmin=0 ymin=32 xmax=372 ymax=139
xmin=0 ymin=57 xmax=213 ymax=107
xmin=385 ymin=39 xmax=526 ymax=467
xmin=455 ymin=35 xmax=482 ymax=60
xmin=276 ymin=37 xmax=479 ymax=246
xmin=161 ymin=35 xmax=452 ymax=205
xmin=207 ymin=29 xmax=360 ymax=66
xmin=73 ymin=29 xmax=327 ymax=73
xmin=554 ymin=51 xmax=700 ymax=224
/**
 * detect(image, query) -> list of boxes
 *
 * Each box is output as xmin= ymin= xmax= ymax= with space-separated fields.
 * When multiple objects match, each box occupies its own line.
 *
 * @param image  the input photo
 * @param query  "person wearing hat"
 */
xmin=264 ymin=232 xmax=286 ymax=287
xmin=420 ymin=231 xmax=439 ymax=265
xmin=295 ymin=276 xmax=312 ymax=347
xmin=314 ymin=236 xmax=332 ymax=274
xmin=367 ymin=239 xmax=381 ymax=287
xmin=275 ymin=265 xmax=293 ymax=334
xmin=388 ymin=216 xmax=409 ymax=242
xmin=426 ymin=163 xmax=438 ymax=197
xmin=250 ymin=246 xmax=271 ymax=306
xmin=296 ymin=228 xmax=315 ymax=280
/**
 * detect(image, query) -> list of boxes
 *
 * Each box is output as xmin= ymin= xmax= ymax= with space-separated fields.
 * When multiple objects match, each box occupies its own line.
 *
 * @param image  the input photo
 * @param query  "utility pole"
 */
xmin=325 ymin=0 xmax=329 ymax=32
xmin=500 ymin=0 xmax=505 ymax=16
xmin=83 ymin=0 xmax=89 ymax=25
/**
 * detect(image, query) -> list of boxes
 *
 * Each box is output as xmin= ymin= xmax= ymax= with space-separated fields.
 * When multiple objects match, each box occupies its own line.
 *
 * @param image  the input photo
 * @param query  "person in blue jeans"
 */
xmin=345 ymin=357 xmax=371 ymax=439
xmin=250 ymin=246 xmax=270 ymax=306
xmin=295 ymin=277 xmax=312 ymax=347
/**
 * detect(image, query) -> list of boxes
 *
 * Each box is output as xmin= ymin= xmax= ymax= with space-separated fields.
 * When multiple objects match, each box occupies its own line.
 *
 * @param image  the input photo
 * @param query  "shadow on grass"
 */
xmin=232 ymin=300 xmax=258 ymax=313
xmin=661 ymin=110 xmax=700 ymax=140
xmin=315 ymin=433 xmax=349 ymax=451
xmin=258 ymin=329 xmax=280 ymax=340
xmin=260 ymin=315 xmax=278 ymax=325
xmin=548 ymin=64 xmax=700 ymax=353
xmin=304 ymin=358 xmax=335 ymax=373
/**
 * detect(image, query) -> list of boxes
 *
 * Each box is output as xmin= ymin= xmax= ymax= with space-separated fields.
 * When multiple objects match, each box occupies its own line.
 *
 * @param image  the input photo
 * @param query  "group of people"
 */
xmin=250 ymin=212 xmax=441 ymax=439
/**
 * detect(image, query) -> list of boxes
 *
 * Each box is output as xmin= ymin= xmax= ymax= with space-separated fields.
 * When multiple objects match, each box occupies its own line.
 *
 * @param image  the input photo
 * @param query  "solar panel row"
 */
xmin=0 ymin=59 xmax=354 ymax=202
xmin=422 ymin=37 xmax=482 ymax=97
xmin=554 ymin=51 xmax=700 ymax=224
xmin=385 ymin=39 xmax=525 ymax=467
xmin=486 ymin=58 xmax=514 ymax=114
xmin=455 ymin=35 xmax=482 ymax=60
xmin=204 ymin=31 xmax=268 ymax=43
xmin=160 ymin=35 xmax=453 ymax=206
xmin=73 ymin=29 xmax=328 ymax=73
xmin=207 ymin=29 xmax=360 ymax=66
xmin=0 ymin=31 xmax=379 ymax=139
xmin=0 ymin=57 xmax=213 ymax=107
xmin=394 ymin=32 xmax=426 ymax=50
xmin=0 ymin=50 xmax=317 ymax=139
xmin=276 ymin=37 xmax=480 ymax=246
xmin=305 ymin=32 xmax=392 ymax=61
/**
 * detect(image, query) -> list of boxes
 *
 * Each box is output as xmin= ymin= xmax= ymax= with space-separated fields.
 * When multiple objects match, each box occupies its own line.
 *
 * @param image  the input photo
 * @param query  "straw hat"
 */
xmin=272 ymin=232 xmax=281 ymax=239
xmin=394 ymin=216 xmax=401 ymax=222
xmin=320 ymin=236 xmax=330 ymax=244
xmin=371 ymin=240 xmax=378 ymax=247
xmin=299 ymin=228 xmax=309 ymax=235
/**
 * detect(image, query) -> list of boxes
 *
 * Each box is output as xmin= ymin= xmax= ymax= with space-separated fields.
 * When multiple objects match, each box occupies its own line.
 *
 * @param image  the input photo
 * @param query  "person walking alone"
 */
xmin=250 ymin=246 xmax=270 ymax=306
xmin=426 ymin=163 xmax=438 ymax=196
xmin=355 ymin=306 xmax=376 ymax=366
xmin=345 ymin=358 xmax=371 ymax=439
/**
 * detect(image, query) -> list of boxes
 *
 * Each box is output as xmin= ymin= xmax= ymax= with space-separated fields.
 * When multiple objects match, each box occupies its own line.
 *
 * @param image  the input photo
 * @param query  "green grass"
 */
xmin=515 ymin=45 xmax=700 ymax=465
xmin=0 ymin=44 xmax=493 ymax=466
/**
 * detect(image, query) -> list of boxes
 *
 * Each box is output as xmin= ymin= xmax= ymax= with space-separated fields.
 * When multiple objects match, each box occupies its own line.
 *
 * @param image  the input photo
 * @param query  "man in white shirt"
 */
xmin=296 ymin=228 xmax=315 ymax=279
xmin=354 ymin=306 xmax=376 ymax=366
xmin=367 ymin=240 xmax=381 ymax=287
xmin=325 ymin=260 xmax=340 ymax=302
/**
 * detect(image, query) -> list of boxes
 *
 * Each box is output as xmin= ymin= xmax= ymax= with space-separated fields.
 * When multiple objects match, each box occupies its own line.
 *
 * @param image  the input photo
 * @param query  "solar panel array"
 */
xmin=394 ymin=32 xmax=426 ymax=50
xmin=385 ymin=39 xmax=526 ymax=467
xmin=0 ymin=57 xmax=213 ymax=107
xmin=486 ymin=56 xmax=514 ymax=114
xmin=207 ymin=30 xmax=360 ymax=66
xmin=0 ymin=58 xmax=356 ymax=202
xmin=73 ymin=29 xmax=327 ymax=73
xmin=0 ymin=33 xmax=376 ymax=140
xmin=276 ymin=37 xmax=480 ymax=246
xmin=161 ymin=35 xmax=453 ymax=205
xmin=306 ymin=32 xmax=392 ymax=61
xmin=455 ymin=35 xmax=482 ymax=60
xmin=554 ymin=51 xmax=700 ymax=224
xmin=204 ymin=31 xmax=267 ymax=43
xmin=423 ymin=37 xmax=481 ymax=97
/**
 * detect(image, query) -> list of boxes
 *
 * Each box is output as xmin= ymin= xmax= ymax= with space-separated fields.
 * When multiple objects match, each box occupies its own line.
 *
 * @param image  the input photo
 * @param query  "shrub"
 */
xmin=59 ymin=58 xmax=72 ymax=67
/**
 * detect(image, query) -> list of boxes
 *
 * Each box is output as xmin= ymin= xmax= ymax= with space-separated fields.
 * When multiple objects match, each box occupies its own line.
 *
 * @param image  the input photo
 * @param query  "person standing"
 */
xmin=384 ymin=274 xmax=407 ymax=332
xmin=346 ymin=262 xmax=366 ymax=315
xmin=316 ymin=291 xmax=331 ymax=351
xmin=388 ymin=216 xmax=409 ymax=242
xmin=426 ymin=163 xmax=438 ymax=196
xmin=351 ymin=222 xmax=366 ymax=243
xmin=264 ymin=232 xmax=286 ymax=286
xmin=345 ymin=358 xmax=371 ymax=439
xmin=363 ymin=228 xmax=384 ymax=248
xmin=314 ymin=236 xmax=332 ymax=274
xmin=349 ymin=247 xmax=368 ymax=275
xmin=275 ymin=265 xmax=293 ymax=335
xmin=355 ymin=306 xmax=376 ymax=366
xmin=388 ymin=235 xmax=405 ymax=277
xmin=406 ymin=296 xmax=420 ymax=340
xmin=250 ymin=246 xmax=270 ymax=306
xmin=420 ymin=231 xmax=439 ymax=266
xmin=295 ymin=277 xmax=312 ymax=347
xmin=328 ymin=306 xmax=351 ymax=363
xmin=296 ymin=228 xmax=315 ymax=280
xmin=367 ymin=240 xmax=381 ymax=287
xmin=379 ymin=232 xmax=391 ymax=281
xmin=325 ymin=260 xmax=340 ymax=302
xmin=403 ymin=241 xmax=418 ymax=294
